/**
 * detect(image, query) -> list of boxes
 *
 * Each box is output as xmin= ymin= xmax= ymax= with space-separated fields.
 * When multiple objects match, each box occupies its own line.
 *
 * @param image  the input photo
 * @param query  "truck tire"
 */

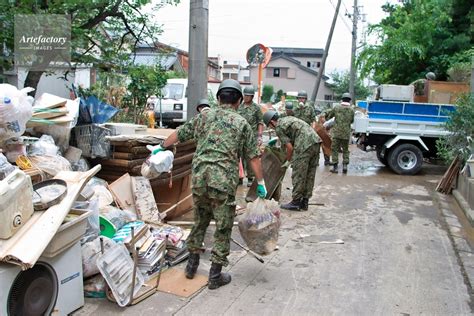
xmin=387 ymin=143 xmax=423 ymax=175
xmin=376 ymin=147 xmax=388 ymax=166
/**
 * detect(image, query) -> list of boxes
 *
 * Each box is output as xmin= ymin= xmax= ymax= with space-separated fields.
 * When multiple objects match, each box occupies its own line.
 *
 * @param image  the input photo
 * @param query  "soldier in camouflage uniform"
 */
xmin=293 ymin=90 xmax=316 ymax=126
xmin=158 ymin=79 xmax=267 ymax=290
xmin=325 ymin=93 xmax=355 ymax=174
xmin=279 ymin=100 xmax=295 ymax=118
xmin=237 ymin=86 xmax=264 ymax=186
xmin=263 ymin=110 xmax=321 ymax=211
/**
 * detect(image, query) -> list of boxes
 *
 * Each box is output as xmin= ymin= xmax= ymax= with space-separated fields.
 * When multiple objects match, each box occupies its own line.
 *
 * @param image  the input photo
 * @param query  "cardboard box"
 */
xmin=153 ymin=174 xmax=193 ymax=220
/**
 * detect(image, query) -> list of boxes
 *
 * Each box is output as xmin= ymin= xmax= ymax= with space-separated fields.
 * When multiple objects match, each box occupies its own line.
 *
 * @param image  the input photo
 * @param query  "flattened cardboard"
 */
xmin=157 ymin=268 xmax=207 ymax=297
xmin=108 ymin=173 xmax=136 ymax=214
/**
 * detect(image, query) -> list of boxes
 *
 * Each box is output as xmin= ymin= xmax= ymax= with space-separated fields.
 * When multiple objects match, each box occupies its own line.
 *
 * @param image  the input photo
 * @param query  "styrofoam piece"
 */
xmin=42 ymin=209 xmax=91 ymax=258
xmin=97 ymin=243 xmax=144 ymax=307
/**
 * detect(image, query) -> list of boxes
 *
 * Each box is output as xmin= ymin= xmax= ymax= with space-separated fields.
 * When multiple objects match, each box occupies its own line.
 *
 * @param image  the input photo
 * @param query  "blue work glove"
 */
xmin=146 ymin=144 xmax=164 ymax=155
xmin=256 ymin=180 xmax=267 ymax=198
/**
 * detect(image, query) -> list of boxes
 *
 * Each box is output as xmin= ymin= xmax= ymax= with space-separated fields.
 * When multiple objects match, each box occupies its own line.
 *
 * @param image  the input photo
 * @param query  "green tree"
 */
xmin=0 ymin=0 xmax=179 ymax=95
xmin=358 ymin=0 xmax=473 ymax=84
xmin=261 ymin=84 xmax=274 ymax=103
xmin=436 ymin=94 xmax=474 ymax=164
xmin=329 ymin=70 xmax=371 ymax=101
xmin=126 ymin=65 xmax=168 ymax=122
xmin=276 ymin=89 xmax=284 ymax=102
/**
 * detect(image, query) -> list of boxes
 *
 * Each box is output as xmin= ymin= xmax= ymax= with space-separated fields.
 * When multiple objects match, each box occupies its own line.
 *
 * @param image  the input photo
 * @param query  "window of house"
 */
xmin=307 ymin=61 xmax=311 ymax=68
xmin=223 ymin=73 xmax=230 ymax=79
xmin=324 ymin=95 xmax=333 ymax=101
xmin=273 ymin=68 xmax=280 ymax=77
xmin=317 ymin=62 xmax=321 ymax=68
xmin=243 ymin=76 xmax=250 ymax=82
xmin=230 ymin=73 xmax=238 ymax=80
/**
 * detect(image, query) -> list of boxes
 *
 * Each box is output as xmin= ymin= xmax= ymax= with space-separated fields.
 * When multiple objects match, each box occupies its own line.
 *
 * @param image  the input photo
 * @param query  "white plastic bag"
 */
xmin=29 ymin=134 xmax=59 ymax=156
xmin=323 ymin=117 xmax=335 ymax=129
xmin=141 ymin=150 xmax=174 ymax=179
xmin=238 ymin=198 xmax=281 ymax=255
xmin=0 ymin=84 xmax=33 ymax=144
xmin=81 ymin=236 xmax=115 ymax=278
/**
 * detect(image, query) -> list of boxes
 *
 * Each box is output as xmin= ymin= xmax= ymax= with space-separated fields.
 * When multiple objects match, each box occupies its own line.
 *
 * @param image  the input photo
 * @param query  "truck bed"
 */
xmin=355 ymin=100 xmax=455 ymax=138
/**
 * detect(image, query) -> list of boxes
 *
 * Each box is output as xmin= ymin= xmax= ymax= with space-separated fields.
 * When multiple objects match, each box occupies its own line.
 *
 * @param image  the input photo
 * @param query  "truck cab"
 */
xmin=154 ymin=78 xmax=188 ymax=127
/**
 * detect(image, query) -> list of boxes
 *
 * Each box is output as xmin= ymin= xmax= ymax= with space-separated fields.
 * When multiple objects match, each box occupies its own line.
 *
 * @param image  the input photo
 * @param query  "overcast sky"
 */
xmin=152 ymin=0 xmax=393 ymax=74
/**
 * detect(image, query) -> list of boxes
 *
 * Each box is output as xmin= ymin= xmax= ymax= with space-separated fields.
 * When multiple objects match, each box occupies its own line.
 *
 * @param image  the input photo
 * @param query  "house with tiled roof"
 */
xmin=249 ymin=47 xmax=334 ymax=100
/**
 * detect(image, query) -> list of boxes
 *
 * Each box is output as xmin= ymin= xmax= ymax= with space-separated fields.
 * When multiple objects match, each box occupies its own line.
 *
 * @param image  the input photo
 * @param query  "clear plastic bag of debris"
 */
xmin=238 ymin=198 xmax=281 ymax=256
xmin=0 ymin=152 xmax=15 ymax=180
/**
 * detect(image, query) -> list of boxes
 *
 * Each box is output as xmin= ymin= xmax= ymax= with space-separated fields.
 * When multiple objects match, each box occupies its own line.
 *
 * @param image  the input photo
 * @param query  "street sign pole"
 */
xmin=258 ymin=63 xmax=263 ymax=104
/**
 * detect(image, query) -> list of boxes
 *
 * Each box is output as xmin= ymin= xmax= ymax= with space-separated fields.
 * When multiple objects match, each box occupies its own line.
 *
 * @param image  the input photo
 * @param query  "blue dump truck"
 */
xmin=354 ymin=100 xmax=456 ymax=175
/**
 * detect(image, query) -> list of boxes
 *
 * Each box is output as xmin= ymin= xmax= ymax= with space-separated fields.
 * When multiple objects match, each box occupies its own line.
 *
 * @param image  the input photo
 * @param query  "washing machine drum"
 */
xmin=8 ymin=263 xmax=58 ymax=316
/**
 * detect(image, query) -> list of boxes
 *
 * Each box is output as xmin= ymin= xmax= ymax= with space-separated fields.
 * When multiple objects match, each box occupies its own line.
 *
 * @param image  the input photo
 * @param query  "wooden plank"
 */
xmin=172 ymin=152 xmax=194 ymax=166
xmin=112 ymin=151 xmax=149 ymax=160
xmin=113 ymin=146 xmax=149 ymax=154
xmin=99 ymin=158 xmax=146 ymax=169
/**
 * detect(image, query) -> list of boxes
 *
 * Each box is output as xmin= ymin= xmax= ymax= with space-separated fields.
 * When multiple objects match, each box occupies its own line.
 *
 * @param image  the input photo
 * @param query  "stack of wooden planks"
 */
xmin=95 ymin=138 xmax=195 ymax=184
xmin=436 ymin=156 xmax=461 ymax=194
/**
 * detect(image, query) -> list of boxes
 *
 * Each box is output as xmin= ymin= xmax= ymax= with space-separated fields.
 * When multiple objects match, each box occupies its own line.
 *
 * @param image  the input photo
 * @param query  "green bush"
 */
xmin=261 ymin=84 xmax=274 ymax=103
xmin=436 ymin=94 xmax=474 ymax=164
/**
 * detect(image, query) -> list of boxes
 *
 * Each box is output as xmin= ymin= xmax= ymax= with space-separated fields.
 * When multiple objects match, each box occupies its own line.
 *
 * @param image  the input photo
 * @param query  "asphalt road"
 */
xmin=77 ymin=146 xmax=474 ymax=315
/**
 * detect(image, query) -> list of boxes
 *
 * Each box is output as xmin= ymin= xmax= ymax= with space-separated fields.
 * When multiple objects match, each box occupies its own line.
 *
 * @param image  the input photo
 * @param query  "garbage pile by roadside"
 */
xmin=0 ymin=84 xmax=197 ymax=314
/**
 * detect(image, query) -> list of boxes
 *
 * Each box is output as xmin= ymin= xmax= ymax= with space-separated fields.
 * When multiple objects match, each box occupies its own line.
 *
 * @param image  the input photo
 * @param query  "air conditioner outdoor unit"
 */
xmin=0 ymin=242 xmax=84 ymax=316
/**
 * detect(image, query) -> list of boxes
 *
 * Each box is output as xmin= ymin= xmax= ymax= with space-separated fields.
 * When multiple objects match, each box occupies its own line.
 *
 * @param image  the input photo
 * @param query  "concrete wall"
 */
xmin=14 ymin=67 xmax=92 ymax=99
xmin=457 ymin=173 xmax=474 ymax=211
xmin=249 ymin=58 xmax=333 ymax=100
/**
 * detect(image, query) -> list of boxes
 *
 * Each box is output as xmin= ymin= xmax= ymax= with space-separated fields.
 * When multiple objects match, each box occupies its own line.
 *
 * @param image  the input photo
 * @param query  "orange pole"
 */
xmin=257 ymin=63 xmax=263 ymax=104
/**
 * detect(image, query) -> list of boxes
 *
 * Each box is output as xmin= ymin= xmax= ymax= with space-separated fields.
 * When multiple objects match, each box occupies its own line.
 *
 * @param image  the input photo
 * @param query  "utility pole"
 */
xmin=349 ymin=0 xmax=359 ymax=103
xmin=311 ymin=0 xmax=342 ymax=102
xmin=188 ymin=0 xmax=209 ymax=120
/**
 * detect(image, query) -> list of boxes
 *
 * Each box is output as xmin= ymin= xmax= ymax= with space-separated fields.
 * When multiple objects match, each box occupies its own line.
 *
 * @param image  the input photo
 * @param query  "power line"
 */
xmin=328 ymin=0 xmax=352 ymax=33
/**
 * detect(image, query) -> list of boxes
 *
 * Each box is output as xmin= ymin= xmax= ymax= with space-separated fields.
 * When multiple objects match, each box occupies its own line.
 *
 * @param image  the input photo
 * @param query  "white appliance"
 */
xmin=0 ymin=242 xmax=84 ymax=316
xmin=379 ymin=84 xmax=414 ymax=102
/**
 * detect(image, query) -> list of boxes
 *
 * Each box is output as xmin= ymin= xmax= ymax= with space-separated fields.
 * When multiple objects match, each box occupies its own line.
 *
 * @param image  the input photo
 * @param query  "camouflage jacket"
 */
xmin=325 ymin=102 xmax=355 ymax=139
xmin=237 ymin=102 xmax=263 ymax=137
xmin=177 ymin=105 xmax=259 ymax=195
xmin=293 ymin=102 xmax=316 ymax=126
xmin=275 ymin=116 xmax=321 ymax=155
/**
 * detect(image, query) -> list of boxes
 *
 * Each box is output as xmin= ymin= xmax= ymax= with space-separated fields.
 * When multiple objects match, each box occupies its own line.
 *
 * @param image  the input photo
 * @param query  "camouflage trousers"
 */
xmin=291 ymin=143 xmax=320 ymax=200
xmin=243 ymin=157 xmax=254 ymax=179
xmin=331 ymin=137 xmax=350 ymax=164
xmin=187 ymin=187 xmax=236 ymax=266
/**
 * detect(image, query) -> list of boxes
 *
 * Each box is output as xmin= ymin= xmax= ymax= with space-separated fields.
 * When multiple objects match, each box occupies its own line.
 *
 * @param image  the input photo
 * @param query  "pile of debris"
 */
xmin=0 ymin=84 xmax=197 ymax=314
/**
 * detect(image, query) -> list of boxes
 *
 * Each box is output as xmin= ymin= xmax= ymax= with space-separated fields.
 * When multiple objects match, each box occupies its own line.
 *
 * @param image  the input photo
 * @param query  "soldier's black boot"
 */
xmin=208 ymin=262 xmax=231 ymax=290
xmin=185 ymin=253 xmax=200 ymax=279
xmin=330 ymin=164 xmax=338 ymax=173
xmin=342 ymin=164 xmax=348 ymax=174
xmin=301 ymin=198 xmax=309 ymax=211
xmin=280 ymin=199 xmax=302 ymax=211
xmin=324 ymin=155 xmax=331 ymax=166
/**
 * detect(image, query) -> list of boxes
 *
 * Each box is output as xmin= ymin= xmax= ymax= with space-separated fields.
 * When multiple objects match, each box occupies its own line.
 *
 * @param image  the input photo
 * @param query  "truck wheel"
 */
xmin=376 ymin=147 xmax=388 ymax=166
xmin=387 ymin=143 xmax=423 ymax=175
